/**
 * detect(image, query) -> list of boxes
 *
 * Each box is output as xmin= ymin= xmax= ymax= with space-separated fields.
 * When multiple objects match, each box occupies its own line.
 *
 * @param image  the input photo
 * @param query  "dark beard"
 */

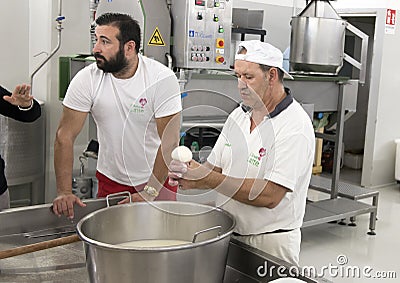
xmin=94 ymin=45 xmax=128 ymax=73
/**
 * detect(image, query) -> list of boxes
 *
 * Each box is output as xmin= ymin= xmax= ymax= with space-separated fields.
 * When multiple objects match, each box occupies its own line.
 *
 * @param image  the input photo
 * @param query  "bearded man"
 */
xmin=53 ymin=13 xmax=182 ymax=219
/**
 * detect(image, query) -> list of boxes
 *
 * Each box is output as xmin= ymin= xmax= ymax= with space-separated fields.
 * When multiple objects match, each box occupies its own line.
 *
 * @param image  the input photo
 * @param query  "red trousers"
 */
xmin=95 ymin=171 xmax=177 ymax=200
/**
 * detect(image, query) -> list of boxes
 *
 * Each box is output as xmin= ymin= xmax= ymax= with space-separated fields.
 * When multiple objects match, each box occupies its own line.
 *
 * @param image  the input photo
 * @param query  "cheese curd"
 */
xmin=171 ymin=146 xmax=193 ymax=162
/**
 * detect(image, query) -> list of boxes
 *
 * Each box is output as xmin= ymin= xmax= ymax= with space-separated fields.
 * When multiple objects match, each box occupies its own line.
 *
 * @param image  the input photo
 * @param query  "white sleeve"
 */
xmin=207 ymin=116 xmax=232 ymax=168
xmin=153 ymin=70 xmax=182 ymax=118
xmin=62 ymin=65 xmax=94 ymax=112
xmin=264 ymin=133 xmax=313 ymax=192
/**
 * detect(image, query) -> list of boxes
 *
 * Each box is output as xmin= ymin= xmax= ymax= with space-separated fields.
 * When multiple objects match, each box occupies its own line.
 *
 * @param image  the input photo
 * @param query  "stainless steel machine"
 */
xmin=288 ymin=0 xmax=378 ymax=235
xmin=290 ymin=1 xmax=347 ymax=76
xmin=171 ymin=0 xmax=233 ymax=69
xmin=289 ymin=0 xmax=368 ymax=83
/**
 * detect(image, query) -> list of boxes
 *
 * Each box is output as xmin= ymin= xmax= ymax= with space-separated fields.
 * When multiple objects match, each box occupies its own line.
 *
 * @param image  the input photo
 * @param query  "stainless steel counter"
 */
xmin=0 ymin=200 xmax=329 ymax=283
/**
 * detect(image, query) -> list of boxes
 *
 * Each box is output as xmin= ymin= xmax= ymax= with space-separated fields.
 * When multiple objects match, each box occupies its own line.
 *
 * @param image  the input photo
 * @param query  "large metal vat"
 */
xmin=290 ymin=16 xmax=346 ymax=75
xmin=77 ymin=201 xmax=235 ymax=283
xmin=290 ymin=0 xmax=346 ymax=75
xmin=289 ymin=0 xmax=369 ymax=83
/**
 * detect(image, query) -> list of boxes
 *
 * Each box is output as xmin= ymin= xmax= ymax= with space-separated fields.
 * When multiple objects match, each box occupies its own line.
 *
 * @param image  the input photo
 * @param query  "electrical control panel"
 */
xmin=171 ymin=0 xmax=233 ymax=70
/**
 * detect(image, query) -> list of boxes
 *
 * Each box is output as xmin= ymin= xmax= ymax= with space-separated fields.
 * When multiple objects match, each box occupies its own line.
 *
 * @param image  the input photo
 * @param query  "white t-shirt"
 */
xmin=63 ymin=54 xmax=182 ymax=186
xmin=208 ymin=98 xmax=315 ymax=235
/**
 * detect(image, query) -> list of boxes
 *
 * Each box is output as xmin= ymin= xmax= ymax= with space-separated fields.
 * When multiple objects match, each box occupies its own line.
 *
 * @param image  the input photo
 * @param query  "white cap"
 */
xmin=235 ymin=40 xmax=294 ymax=80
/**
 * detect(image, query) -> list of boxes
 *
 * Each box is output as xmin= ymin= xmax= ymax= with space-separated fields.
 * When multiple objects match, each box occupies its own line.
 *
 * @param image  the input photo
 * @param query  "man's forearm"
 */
xmin=148 ymin=146 xmax=170 ymax=189
xmin=151 ymin=112 xmax=181 ymax=190
xmin=54 ymin=138 xmax=74 ymax=195
xmin=204 ymin=171 xmax=283 ymax=208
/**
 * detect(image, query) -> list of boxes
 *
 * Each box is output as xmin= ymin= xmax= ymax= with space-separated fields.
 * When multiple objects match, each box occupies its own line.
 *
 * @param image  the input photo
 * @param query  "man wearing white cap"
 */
xmin=169 ymin=40 xmax=315 ymax=265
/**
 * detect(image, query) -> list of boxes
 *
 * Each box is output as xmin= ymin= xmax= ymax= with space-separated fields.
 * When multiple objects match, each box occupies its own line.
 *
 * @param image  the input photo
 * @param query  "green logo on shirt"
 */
xmin=130 ymin=104 xmax=145 ymax=113
xmin=248 ymin=152 xmax=260 ymax=167
xmin=130 ymin=98 xmax=147 ymax=113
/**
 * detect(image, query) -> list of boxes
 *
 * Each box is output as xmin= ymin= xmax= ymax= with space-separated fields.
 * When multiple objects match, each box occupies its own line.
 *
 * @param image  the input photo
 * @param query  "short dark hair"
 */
xmin=95 ymin=13 xmax=141 ymax=53
xmin=259 ymin=64 xmax=284 ymax=82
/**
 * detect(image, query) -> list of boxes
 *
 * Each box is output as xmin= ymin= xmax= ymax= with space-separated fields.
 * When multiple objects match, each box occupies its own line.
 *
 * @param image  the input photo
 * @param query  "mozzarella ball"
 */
xmin=171 ymin=146 xmax=193 ymax=162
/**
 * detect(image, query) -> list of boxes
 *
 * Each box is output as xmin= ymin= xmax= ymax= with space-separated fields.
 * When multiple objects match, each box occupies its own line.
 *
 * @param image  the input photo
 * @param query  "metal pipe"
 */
xmin=58 ymin=0 xmax=62 ymax=17
xmin=343 ymin=22 xmax=369 ymax=84
xmin=30 ymin=0 xmax=64 ymax=94
xmin=165 ymin=53 xmax=173 ymax=70
xmin=292 ymin=0 xmax=298 ymax=16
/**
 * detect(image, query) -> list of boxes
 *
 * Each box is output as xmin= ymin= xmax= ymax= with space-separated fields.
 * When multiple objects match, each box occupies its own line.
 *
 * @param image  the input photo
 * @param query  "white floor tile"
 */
xmin=300 ymin=183 xmax=400 ymax=282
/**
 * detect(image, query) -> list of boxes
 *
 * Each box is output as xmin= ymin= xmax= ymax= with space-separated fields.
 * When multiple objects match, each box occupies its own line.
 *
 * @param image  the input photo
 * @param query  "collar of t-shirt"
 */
xmin=241 ymin=87 xmax=293 ymax=119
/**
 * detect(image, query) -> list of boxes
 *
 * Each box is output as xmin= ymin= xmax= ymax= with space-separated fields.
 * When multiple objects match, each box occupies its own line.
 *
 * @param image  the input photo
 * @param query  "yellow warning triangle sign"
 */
xmin=148 ymin=27 xmax=165 ymax=46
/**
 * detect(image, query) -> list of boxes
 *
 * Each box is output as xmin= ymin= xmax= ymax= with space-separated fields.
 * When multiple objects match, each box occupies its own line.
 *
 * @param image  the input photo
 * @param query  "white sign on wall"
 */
xmin=385 ymin=9 xmax=396 ymax=34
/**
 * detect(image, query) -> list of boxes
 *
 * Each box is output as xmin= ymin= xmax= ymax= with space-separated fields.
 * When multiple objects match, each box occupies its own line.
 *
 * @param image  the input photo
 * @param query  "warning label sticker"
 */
xmin=148 ymin=27 xmax=165 ymax=46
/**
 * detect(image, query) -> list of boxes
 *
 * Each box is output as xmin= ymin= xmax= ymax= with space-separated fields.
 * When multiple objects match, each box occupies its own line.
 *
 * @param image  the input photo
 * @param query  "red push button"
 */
xmin=216 ymin=38 xmax=224 ymax=48
xmin=216 ymin=56 xmax=225 ymax=63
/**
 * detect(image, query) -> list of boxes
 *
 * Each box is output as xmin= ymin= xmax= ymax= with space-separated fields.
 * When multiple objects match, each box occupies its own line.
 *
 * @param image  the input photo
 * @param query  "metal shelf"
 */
xmin=303 ymin=198 xmax=377 ymax=232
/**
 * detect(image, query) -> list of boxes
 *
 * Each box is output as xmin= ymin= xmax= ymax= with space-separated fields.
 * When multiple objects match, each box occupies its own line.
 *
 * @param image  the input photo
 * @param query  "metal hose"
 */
xmin=30 ymin=0 xmax=64 ymax=94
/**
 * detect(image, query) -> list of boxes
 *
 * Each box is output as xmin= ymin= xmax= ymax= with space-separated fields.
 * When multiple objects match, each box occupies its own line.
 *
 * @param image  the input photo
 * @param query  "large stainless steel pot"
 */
xmin=290 ymin=16 xmax=346 ymax=75
xmin=76 ymin=201 xmax=235 ymax=283
xmin=289 ymin=0 xmax=369 ymax=83
xmin=289 ymin=0 xmax=346 ymax=76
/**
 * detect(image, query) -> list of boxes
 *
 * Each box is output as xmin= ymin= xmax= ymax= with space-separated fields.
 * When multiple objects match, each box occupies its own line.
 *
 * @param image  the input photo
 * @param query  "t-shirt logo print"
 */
xmin=247 ymin=147 xmax=267 ymax=167
xmin=258 ymin=148 xmax=266 ymax=160
xmin=130 ymin=98 xmax=147 ymax=113
xmin=139 ymin=98 xmax=147 ymax=107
